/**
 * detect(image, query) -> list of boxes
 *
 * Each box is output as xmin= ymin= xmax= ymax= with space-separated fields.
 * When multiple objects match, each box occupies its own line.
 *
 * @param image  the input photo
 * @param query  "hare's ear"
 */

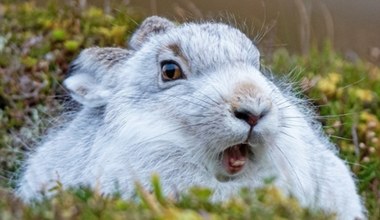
xmin=64 ymin=47 xmax=130 ymax=108
xmin=64 ymin=73 xmax=111 ymax=108
xmin=129 ymin=16 xmax=175 ymax=50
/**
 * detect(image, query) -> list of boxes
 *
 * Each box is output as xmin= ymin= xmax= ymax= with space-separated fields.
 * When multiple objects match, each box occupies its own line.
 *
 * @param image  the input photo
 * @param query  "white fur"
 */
xmin=64 ymin=74 xmax=112 ymax=107
xmin=17 ymin=17 xmax=365 ymax=219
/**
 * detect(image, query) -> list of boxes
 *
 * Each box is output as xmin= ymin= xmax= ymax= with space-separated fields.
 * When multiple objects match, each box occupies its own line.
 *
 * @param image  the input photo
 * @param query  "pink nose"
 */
xmin=234 ymin=110 xmax=260 ymax=127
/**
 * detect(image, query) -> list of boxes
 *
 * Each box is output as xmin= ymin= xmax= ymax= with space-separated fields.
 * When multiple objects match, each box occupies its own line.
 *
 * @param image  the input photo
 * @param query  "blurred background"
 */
xmin=34 ymin=0 xmax=380 ymax=64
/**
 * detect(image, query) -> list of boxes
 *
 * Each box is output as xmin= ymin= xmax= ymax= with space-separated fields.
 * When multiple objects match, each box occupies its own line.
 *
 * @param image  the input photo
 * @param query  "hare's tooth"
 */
xmin=231 ymin=160 xmax=245 ymax=166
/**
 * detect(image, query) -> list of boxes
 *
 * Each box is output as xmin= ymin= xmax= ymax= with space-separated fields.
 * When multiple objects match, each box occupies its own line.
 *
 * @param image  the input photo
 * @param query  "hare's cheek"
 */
xmin=254 ymin=107 xmax=280 ymax=136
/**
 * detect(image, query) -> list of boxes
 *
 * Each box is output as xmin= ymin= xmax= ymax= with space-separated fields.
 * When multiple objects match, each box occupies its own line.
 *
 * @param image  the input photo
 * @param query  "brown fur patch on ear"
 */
xmin=90 ymin=47 xmax=131 ymax=68
xmin=129 ymin=16 xmax=175 ymax=50
xmin=72 ymin=47 xmax=131 ymax=73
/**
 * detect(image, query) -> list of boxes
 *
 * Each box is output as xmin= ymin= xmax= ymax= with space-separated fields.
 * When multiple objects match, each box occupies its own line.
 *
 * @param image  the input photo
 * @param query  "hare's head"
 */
xmin=64 ymin=17 xmax=283 ymax=181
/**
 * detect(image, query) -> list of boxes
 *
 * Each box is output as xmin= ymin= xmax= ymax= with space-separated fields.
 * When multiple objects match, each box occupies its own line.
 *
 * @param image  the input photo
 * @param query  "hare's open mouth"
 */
xmin=221 ymin=143 xmax=251 ymax=175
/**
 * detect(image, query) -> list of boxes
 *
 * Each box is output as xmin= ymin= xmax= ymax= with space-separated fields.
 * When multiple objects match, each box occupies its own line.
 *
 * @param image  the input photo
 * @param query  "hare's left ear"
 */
xmin=64 ymin=73 xmax=111 ymax=108
xmin=64 ymin=47 xmax=131 ymax=108
xmin=129 ymin=16 xmax=175 ymax=50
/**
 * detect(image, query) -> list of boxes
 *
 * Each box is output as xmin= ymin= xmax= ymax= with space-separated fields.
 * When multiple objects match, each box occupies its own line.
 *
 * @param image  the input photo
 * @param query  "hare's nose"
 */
xmin=234 ymin=109 xmax=261 ymax=127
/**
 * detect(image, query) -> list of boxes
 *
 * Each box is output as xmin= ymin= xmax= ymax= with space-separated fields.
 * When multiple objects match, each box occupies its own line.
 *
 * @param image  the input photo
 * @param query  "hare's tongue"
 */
xmin=222 ymin=144 xmax=248 ymax=174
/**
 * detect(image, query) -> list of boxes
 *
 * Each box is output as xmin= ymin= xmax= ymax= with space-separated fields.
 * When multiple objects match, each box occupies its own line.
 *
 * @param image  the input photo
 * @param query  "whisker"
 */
xmin=322 ymin=123 xmax=350 ymax=128
xmin=200 ymin=73 xmax=227 ymax=102
xmin=273 ymin=143 xmax=306 ymax=197
xmin=328 ymin=135 xmax=352 ymax=141
xmin=315 ymin=113 xmax=354 ymax=118
xmin=121 ymin=120 xmax=216 ymax=150
xmin=340 ymin=77 xmax=366 ymax=90
xmin=171 ymin=96 xmax=211 ymax=109
xmin=181 ymin=112 xmax=212 ymax=118
xmin=280 ymin=131 xmax=297 ymax=140
xmin=188 ymin=94 xmax=215 ymax=108
xmin=196 ymin=90 xmax=220 ymax=106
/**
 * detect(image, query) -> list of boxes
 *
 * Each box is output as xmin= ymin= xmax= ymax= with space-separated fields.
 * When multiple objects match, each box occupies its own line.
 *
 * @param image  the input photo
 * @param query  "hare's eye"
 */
xmin=161 ymin=61 xmax=183 ymax=81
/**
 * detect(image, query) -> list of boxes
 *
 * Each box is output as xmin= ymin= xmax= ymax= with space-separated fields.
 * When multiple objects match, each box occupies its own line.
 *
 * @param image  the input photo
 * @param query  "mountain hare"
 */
xmin=17 ymin=16 xmax=365 ymax=219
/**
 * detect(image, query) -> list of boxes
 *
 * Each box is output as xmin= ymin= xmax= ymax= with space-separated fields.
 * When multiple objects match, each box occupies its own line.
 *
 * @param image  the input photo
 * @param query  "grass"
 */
xmin=0 ymin=1 xmax=379 ymax=219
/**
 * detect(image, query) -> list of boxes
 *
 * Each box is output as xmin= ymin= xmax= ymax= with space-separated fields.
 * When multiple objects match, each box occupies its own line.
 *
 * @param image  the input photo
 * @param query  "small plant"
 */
xmin=0 ymin=176 xmax=332 ymax=219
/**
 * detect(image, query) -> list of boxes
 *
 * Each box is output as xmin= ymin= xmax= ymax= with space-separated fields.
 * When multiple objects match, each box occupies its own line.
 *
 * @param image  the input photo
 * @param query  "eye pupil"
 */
xmin=164 ymin=64 xmax=176 ymax=78
xmin=161 ymin=61 xmax=183 ymax=81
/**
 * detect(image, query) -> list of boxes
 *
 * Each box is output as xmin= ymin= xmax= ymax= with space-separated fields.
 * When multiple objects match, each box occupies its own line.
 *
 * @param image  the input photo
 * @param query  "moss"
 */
xmin=51 ymin=28 xmax=67 ymax=41
xmin=64 ymin=40 xmax=80 ymax=52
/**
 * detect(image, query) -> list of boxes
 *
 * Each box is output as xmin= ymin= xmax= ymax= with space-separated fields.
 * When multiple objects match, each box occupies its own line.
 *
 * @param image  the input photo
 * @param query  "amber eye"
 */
xmin=161 ymin=61 xmax=183 ymax=81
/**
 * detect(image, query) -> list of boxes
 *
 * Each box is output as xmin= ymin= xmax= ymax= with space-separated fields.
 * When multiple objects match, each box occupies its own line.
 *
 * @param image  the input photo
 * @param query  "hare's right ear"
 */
xmin=64 ymin=47 xmax=131 ymax=108
xmin=129 ymin=16 xmax=175 ymax=50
